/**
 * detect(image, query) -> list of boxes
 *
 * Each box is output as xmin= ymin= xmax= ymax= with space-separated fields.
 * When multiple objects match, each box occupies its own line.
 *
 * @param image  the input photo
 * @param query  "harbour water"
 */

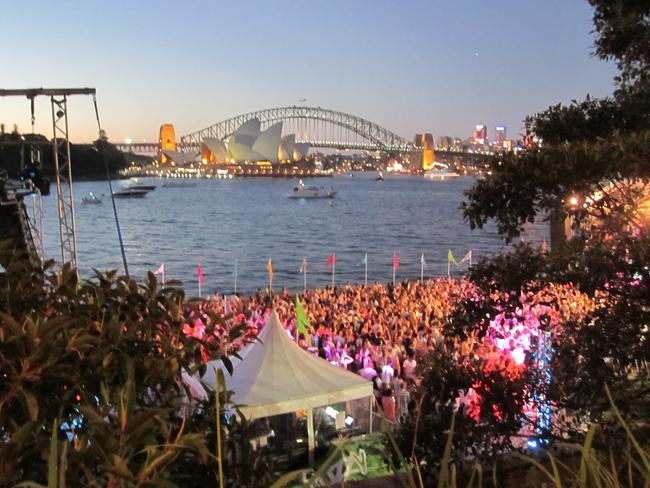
xmin=35 ymin=173 xmax=539 ymax=295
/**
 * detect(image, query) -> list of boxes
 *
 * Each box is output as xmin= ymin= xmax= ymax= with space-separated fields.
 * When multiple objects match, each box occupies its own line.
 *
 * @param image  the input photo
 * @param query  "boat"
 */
xmin=287 ymin=180 xmax=337 ymax=199
xmin=424 ymin=162 xmax=459 ymax=180
xmin=162 ymin=180 xmax=198 ymax=188
xmin=112 ymin=188 xmax=149 ymax=198
xmin=376 ymin=171 xmax=384 ymax=181
xmin=82 ymin=192 xmax=102 ymax=204
xmin=122 ymin=178 xmax=157 ymax=191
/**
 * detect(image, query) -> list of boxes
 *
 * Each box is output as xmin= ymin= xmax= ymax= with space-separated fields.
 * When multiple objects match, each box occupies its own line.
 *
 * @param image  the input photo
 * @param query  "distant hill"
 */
xmin=0 ymin=133 xmax=129 ymax=180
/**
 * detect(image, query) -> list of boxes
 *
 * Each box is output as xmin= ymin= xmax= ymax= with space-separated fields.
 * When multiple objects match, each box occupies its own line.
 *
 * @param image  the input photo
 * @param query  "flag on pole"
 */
xmin=460 ymin=250 xmax=472 ymax=264
xmin=197 ymin=264 xmax=204 ymax=284
xmin=541 ymin=239 xmax=549 ymax=254
xmin=295 ymin=296 xmax=314 ymax=346
xmin=447 ymin=250 xmax=458 ymax=266
xmin=393 ymin=254 xmax=400 ymax=272
xmin=299 ymin=257 xmax=307 ymax=273
xmin=420 ymin=253 xmax=427 ymax=269
xmin=360 ymin=253 xmax=367 ymax=265
xmin=326 ymin=253 xmax=336 ymax=287
xmin=266 ymin=259 xmax=273 ymax=284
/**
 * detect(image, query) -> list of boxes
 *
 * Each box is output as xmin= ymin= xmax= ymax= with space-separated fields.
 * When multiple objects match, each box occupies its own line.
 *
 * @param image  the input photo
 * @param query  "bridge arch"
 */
xmin=180 ymin=106 xmax=414 ymax=152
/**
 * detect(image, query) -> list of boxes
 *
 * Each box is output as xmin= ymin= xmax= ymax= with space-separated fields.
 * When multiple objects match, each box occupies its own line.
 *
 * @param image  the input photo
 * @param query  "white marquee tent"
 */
xmin=202 ymin=311 xmax=373 ymax=458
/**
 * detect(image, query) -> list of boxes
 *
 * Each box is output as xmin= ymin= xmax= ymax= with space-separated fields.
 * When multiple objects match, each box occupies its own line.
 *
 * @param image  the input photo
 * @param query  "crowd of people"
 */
xmin=182 ymin=278 xmax=480 ymax=422
xmin=180 ymin=277 xmax=598 ymax=425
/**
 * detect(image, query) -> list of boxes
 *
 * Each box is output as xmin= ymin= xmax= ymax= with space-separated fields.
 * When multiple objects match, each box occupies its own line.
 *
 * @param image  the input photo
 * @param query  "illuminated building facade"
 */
xmin=473 ymin=124 xmax=487 ymax=145
xmin=158 ymin=124 xmax=176 ymax=163
xmin=494 ymin=126 xmax=506 ymax=148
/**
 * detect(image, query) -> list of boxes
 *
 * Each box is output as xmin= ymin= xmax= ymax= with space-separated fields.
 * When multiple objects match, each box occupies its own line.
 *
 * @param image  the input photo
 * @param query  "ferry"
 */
xmin=424 ymin=162 xmax=459 ymax=180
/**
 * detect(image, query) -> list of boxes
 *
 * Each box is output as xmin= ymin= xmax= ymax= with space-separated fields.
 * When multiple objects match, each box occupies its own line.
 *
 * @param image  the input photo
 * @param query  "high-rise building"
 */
xmin=473 ymin=125 xmax=487 ymax=145
xmin=494 ymin=126 xmax=506 ymax=147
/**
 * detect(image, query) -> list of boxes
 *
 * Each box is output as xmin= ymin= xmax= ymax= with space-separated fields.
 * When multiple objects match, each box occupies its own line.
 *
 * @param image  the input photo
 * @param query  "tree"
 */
xmin=458 ymin=0 xmax=650 ymax=450
xmin=0 ymin=255 xmax=262 ymax=487
xmin=463 ymin=0 xmax=649 ymax=247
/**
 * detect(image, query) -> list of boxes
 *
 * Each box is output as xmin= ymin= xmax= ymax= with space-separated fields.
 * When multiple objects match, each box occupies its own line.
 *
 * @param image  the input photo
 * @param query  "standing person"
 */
xmin=381 ymin=387 xmax=396 ymax=423
xmin=402 ymin=353 xmax=417 ymax=382
xmin=396 ymin=382 xmax=410 ymax=423
xmin=381 ymin=357 xmax=395 ymax=387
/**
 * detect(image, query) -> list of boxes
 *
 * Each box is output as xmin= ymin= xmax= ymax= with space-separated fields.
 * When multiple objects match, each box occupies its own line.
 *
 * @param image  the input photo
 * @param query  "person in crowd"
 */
xmin=381 ymin=387 xmax=396 ymax=422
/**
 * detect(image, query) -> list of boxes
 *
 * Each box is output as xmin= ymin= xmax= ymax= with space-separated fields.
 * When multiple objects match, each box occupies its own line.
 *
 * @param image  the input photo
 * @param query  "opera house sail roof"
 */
xmin=198 ymin=117 xmax=310 ymax=165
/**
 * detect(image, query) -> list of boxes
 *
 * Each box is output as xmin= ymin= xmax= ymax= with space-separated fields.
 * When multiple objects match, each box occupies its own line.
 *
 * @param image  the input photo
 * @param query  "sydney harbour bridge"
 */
xmin=116 ymin=106 xmax=420 ymax=155
xmin=180 ymin=106 xmax=416 ymax=153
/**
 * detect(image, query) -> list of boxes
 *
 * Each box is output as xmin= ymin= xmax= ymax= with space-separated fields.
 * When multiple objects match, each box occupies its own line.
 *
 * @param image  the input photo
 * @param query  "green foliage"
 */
xmin=589 ymin=0 xmax=650 ymax=91
xmin=0 ymin=256 xmax=254 ymax=487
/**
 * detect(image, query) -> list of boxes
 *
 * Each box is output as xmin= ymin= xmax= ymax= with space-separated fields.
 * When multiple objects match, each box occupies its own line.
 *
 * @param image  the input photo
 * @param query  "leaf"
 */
xmin=221 ymin=356 xmax=233 ymax=376
xmin=48 ymin=419 xmax=58 ymax=488
xmin=102 ymin=352 xmax=114 ymax=369
xmin=107 ymin=454 xmax=135 ymax=480
xmin=21 ymin=388 xmax=39 ymax=421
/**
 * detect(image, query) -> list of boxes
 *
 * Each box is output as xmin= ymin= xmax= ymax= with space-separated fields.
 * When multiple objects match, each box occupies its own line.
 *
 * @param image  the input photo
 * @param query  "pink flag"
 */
xmin=197 ymin=264 xmax=204 ymax=284
xmin=326 ymin=254 xmax=336 ymax=267
xmin=393 ymin=254 xmax=399 ymax=272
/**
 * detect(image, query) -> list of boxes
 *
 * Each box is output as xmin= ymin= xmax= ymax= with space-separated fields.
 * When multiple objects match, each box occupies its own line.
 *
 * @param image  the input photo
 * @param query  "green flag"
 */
xmin=448 ymin=249 xmax=458 ymax=265
xmin=360 ymin=253 xmax=367 ymax=265
xmin=295 ymin=296 xmax=313 ymax=346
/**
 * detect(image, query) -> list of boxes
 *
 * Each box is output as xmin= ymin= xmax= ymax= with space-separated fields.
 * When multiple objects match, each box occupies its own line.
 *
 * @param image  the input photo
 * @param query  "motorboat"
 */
xmin=287 ymin=180 xmax=337 ymax=199
xmin=424 ymin=162 xmax=459 ymax=180
xmin=82 ymin=192 xmax=102 ymax=204
xmin=112 ymin=188 xmax=149 ymax=198
xmin=122 ymin=178 xmax=157 ymax=191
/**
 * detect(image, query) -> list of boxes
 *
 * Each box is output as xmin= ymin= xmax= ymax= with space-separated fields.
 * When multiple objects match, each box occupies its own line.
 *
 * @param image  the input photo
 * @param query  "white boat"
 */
xmin=424 ymin=162 xmax=459 ymax=180
xmin=82 ymin=192 xmax=102 ymax=204
xmin=112 ymin=188 xmax=149 ymax=198
xmin=287 ymin=180 xmax=337 ymax=199
xmin=122 ymin=178 xmax=157 ymax=191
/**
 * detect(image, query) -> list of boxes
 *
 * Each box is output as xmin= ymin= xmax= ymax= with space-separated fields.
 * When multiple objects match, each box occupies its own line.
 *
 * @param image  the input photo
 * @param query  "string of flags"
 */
xmin=152 ymin=249 xmax=475 ymax=296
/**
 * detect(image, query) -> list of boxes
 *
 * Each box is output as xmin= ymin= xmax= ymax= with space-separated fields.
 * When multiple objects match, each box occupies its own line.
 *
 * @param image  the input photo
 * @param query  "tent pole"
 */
xmin=307 ymin=408 xmax=315 ymax=465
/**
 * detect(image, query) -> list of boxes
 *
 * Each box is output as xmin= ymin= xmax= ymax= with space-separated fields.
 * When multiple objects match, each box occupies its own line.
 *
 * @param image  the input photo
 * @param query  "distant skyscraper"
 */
xmin=473 ymin=125 xmax=487 ymax=145
xmin=494 ymin=126 xmax=506 ymax=147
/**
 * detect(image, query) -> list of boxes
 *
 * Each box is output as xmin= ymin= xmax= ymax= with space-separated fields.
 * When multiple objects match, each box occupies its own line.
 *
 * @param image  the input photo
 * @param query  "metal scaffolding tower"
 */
xmin=0 ymin=87 xmax=96 ymax=269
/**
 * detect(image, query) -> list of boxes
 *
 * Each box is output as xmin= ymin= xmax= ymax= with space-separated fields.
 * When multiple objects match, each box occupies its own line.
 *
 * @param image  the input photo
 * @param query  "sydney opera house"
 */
xmin=160 ymin=118 xmax=310 ymax=165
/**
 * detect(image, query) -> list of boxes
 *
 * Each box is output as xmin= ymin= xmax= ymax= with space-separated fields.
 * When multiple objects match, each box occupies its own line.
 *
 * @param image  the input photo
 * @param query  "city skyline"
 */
xmin=1 ymin=0 xmax=617 ymax=144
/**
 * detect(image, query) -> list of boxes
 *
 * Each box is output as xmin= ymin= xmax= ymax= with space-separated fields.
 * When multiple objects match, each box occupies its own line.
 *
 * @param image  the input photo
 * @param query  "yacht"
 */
xmin=112 ymin=188 xmax=149 ymax=198
xmin=287 ymin=180 xmax=337 ymax=199
xmin=122 ymin=178 xmax=157 ymax=191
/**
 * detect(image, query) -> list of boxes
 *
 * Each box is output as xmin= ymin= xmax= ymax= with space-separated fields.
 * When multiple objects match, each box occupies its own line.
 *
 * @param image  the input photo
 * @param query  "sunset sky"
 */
xmin=1 ymin=0 xmax=617 ymax=143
